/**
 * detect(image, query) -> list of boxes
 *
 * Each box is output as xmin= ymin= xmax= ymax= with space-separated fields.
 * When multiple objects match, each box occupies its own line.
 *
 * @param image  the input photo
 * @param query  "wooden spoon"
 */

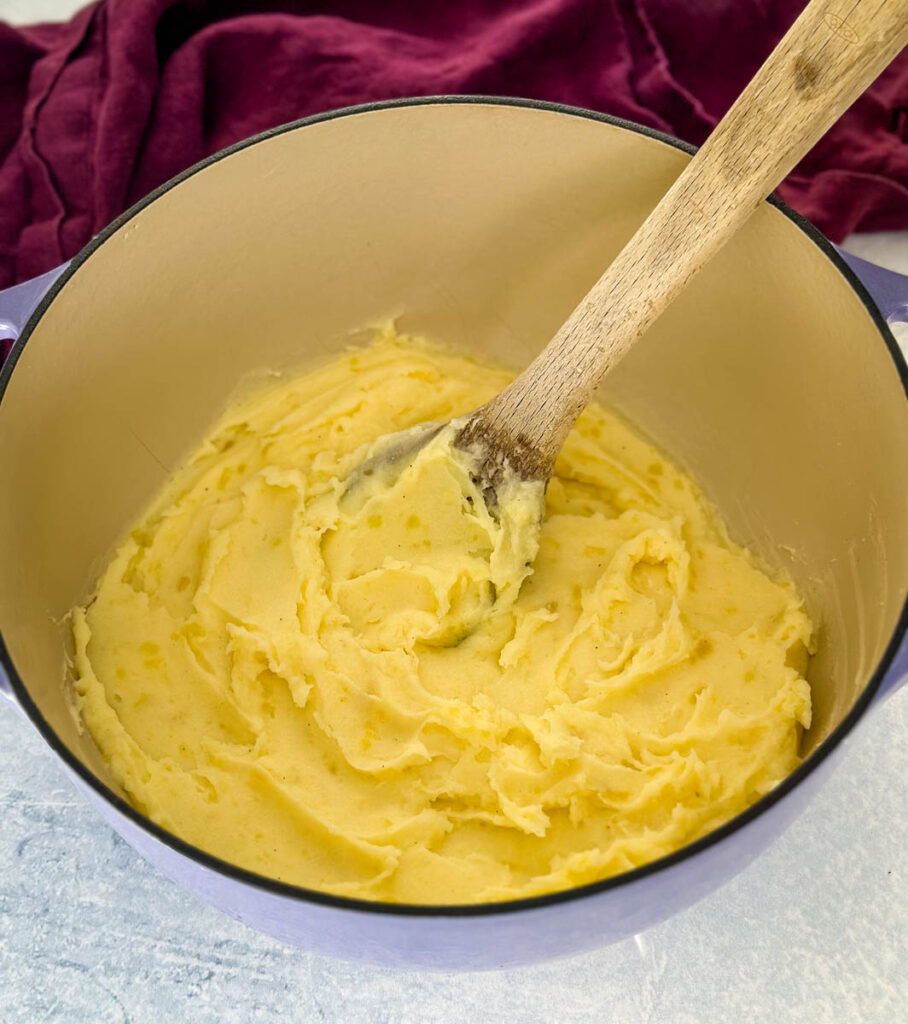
xmin=451 ymin=0 xmax=908 ymax=494
xmin=351 ymin=0 xmax=907 ymax=514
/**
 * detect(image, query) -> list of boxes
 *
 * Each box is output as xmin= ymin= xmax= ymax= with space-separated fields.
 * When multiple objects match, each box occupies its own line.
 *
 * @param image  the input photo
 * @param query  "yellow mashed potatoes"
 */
xmin=70 ymin=330 xmax=813 ymax=904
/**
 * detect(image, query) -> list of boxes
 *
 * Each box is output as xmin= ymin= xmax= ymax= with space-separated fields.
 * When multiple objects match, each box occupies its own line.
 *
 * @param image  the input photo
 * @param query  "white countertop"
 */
xmin=0 ymin=0 xmax=906 ymax=1009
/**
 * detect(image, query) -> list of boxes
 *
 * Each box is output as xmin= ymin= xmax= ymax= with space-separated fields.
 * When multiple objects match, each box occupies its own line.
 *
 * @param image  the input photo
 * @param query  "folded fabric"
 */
xmin=1 ymin=0 xmax=906 ymax=289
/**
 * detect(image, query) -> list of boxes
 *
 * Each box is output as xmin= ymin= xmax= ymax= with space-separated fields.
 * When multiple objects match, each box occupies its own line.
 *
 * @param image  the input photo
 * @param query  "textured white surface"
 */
xmin=0 ymin=0 xmax=88 ymax=24
xmin=843 ymin=231 xmax=908 ymax=275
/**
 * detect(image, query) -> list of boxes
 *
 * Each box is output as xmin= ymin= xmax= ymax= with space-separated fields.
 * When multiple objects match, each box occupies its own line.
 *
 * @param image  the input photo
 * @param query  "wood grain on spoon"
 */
xmin=456 ymin=0 xmax=908 ymax=490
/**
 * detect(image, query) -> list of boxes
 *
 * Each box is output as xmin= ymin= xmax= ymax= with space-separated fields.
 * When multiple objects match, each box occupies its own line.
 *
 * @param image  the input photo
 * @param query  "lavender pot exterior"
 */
xmin=67 ymin=743 xmax=840 ymax=969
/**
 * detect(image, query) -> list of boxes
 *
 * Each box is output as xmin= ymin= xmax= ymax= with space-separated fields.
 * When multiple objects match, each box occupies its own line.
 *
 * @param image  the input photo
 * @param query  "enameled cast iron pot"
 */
xmin=1 ymin=99 xmax=907 ymax=970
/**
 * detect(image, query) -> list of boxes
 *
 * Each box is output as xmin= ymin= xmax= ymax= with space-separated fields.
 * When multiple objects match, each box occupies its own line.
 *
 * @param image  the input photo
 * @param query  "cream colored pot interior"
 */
xmin=1 ymin=102 xmax=906 ymax=799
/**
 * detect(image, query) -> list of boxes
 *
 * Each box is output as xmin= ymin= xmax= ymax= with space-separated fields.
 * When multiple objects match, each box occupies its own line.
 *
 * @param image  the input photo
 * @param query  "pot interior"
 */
xmin=1 ymin=100 xmax=906 ymax=808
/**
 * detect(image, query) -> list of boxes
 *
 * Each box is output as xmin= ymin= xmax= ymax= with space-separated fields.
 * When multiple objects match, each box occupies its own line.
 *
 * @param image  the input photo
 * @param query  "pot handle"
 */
xmin=0 ymin=263 xmax=70 ymax=364
xmin=837 ymin=249 xmax=908 ymax=328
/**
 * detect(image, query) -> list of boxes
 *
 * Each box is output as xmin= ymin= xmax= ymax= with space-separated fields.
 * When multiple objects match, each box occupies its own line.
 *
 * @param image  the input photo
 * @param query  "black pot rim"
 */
xmin=2 ymin=95 xmax=907 ymax=920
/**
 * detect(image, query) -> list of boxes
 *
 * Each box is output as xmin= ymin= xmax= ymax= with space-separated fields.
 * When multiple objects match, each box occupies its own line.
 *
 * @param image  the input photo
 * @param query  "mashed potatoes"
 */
xmin=70 ymin=329 xmax=812 ymax=903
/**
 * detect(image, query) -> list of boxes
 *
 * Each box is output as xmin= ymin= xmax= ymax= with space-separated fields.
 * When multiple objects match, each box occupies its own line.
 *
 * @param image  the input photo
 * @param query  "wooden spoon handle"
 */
xmin=469 ymin=0 xmax=908 ymax=477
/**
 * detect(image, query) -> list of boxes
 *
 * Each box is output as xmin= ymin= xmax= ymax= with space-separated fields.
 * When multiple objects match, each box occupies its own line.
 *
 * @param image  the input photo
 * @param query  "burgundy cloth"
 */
xmin=1 ymin=0 xmax=906 ymax=291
